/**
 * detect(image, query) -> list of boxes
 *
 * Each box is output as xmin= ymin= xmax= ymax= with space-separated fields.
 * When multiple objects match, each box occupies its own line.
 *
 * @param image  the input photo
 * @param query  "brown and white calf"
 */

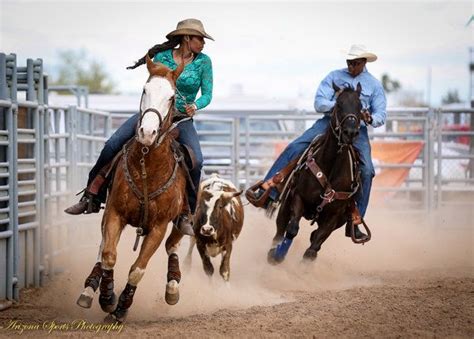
xmin=186 ymin=174 xmax=244 ymax=281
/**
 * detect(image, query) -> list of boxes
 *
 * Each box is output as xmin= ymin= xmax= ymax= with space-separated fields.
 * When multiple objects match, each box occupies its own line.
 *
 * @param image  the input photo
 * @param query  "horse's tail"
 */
xmin=264 ymin=202 xmax=278 ymax=219
xmin=275 ymin=188 xmax=293 ymax=230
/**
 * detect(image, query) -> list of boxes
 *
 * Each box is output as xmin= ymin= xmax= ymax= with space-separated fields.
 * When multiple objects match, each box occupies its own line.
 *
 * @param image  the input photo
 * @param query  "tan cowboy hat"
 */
xmin=345 ymin=44 xmax=377 ymax=62
xmin=166 ymin=18 xmax=214 ymax=41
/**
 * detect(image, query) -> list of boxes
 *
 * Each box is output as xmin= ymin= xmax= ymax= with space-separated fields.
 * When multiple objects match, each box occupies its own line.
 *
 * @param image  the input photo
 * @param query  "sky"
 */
xmin=0 ymin=0 xmax=473 ymax=108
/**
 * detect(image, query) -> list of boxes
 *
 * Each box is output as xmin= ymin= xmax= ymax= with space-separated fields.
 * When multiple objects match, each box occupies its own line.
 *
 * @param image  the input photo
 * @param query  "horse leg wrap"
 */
xmin=99 ymin=269 xmax=116 ymax=310
xmin=167 ymin=253 xmax=181 ymax=283
xmin=274 ymin=237 xmax=293 ymax=261
xmin=114 ymin=284 xmax=137 ymax=313
xmin=84 ymin=262 xmax=102 ymax=291
xmin=286 ymin=222 xmax=300 ymax=240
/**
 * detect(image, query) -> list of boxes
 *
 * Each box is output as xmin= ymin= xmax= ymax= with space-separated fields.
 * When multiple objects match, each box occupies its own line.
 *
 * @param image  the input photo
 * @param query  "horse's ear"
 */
xmin=146 ymin=54 xmax=157 ymax=73
xmin=332 ymin=81 xmax=340 ymax=93
xmin=172 ymin=61 xmax=184 ymax=83
xmin=356 ymin=82 xmax=362 ymax=95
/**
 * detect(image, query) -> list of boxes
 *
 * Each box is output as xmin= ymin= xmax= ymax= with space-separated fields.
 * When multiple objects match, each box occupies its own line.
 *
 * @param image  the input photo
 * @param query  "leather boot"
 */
xmin=245 ymin=186 xmax=274 ymax=209
xmin=64 ymin=191 xmax=101 ymax=215
xmin=345 ymin=222 xmax=368 ymax=241
xmin=174 ymin=213 xmax=195 ymax=236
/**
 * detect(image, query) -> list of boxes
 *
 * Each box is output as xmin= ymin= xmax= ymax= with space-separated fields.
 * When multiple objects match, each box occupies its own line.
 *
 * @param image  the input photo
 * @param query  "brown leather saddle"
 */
xmin=245 ymin=137 xmax=361 ymax=218
xmin=91 ymin=130 xmax=197 ymax=204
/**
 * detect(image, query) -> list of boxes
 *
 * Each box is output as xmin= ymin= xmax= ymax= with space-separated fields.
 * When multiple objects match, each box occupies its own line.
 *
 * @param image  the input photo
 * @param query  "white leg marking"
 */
xmin=128 ymin=267 xmax=146 ymax=286
xmin=167 ymin=241 xmax=181 ymax=255
xmin=101 ymin=262 xmax=114 ymax=270
xmin=166 ymin=280 xmax=179 ymax=295
xmin=82 ymin=286 xmax=95 ymax=298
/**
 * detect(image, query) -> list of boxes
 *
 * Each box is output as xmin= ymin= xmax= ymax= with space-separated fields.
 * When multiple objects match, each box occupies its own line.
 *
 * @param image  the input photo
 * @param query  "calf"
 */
xmin=186 ymin=174 xmax=244 ymax=281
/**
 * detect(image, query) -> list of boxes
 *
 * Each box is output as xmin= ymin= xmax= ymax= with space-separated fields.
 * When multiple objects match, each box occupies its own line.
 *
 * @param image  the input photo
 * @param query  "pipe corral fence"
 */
xmin=0 ymin=53 xmax=473 ymax=304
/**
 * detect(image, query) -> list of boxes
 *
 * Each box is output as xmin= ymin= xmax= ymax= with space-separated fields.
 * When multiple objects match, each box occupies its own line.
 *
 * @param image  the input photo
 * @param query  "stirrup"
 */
xmin=174 ymin=214 xmax=195 ymax=236
xmin=345 ymin=220 xmax=371 ymax=244
xmin=245 ymin=181 xmax=271 ymax=208
xmin=64 ymin=191 xmax=101 ymax=215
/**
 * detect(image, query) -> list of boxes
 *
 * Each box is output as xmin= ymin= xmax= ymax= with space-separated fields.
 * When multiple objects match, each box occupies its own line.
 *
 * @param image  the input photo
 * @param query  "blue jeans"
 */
xmin=88 ymin=113 xmax=203 ymax=213
xmin=264 ymin=115 xmax=375 ymax=217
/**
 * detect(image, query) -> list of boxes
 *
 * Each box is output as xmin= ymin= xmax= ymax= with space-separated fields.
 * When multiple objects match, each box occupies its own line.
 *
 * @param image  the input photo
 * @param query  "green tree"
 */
xmin=441 ymin=89 xmax=461 ymax=105
xmin=51 ymin=49 xmax=116 ymax=94
xmin=380 ymin=73 xmax=401 ymax=94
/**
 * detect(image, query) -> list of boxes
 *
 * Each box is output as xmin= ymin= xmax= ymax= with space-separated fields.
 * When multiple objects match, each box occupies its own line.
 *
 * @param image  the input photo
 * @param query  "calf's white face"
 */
xmin=196 ymin=189 xmax=242 ymax=238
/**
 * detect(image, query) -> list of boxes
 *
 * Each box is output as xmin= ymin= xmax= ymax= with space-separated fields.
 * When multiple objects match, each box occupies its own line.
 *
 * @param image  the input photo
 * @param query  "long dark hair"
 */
xmin=126 ymin=36 xmax=181 ymax=70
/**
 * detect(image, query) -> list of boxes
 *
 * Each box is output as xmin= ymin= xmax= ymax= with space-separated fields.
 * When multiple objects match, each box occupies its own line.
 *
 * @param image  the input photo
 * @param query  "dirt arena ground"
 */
xmin=0 ymin=203 xmax=473 ymax=338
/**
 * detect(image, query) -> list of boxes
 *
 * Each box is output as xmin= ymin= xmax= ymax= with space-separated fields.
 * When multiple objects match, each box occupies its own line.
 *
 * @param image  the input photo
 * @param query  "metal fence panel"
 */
xmin=436 ymin=108 xmax=474 ymax=206
xmin=0 ymin=51 xmax=473 ymax=304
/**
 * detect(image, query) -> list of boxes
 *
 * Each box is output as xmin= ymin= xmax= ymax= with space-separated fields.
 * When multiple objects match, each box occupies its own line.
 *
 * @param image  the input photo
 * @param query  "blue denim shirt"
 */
xmin=314 ymin=67 xmax=387 ymax=128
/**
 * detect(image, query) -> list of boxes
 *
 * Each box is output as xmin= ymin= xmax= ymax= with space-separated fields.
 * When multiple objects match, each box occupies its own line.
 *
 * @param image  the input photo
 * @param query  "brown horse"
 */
xmin=268 ymin=83 xmax=368 ymax=264
xmin=76 ymin=56 xmax=188 ymax=322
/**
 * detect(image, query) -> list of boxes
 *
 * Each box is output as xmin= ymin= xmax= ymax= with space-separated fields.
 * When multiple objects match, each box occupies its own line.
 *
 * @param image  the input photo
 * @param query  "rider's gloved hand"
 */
xmin=361 ymin=109 xmax=373 ymax=125
xmin=185 ymin=104 xmax=197 ymax=117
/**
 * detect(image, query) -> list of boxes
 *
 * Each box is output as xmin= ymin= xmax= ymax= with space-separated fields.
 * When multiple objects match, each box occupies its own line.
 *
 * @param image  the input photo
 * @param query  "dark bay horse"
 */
xmin=268 ymin=83 xmax=366 ymax=264
xmin=76 ymin=56 xmax=188 ymax=322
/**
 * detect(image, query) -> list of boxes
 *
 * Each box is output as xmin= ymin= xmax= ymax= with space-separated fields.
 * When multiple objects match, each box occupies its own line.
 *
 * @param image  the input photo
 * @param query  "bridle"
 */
xmin=126 ymin=75 xmax=191 ymax=250
xmin=329 ymin=90 xmax=361 ymax=148
xmin=136 ymin=75 xmax=178 ymax=149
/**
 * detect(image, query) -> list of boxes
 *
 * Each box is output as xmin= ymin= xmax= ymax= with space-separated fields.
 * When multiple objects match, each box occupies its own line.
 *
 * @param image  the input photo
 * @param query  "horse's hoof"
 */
xmin=220 ymin=271 xmax=230 ymax=282
xmin=77 ymin=294 xmax=93 ymax=308
xmin=303 ymin=249 xmax=318 ymax=261
xmin=104 ymin=311 xmax=127 ymax=324
xmin=165 ymin=280 xmax=180 ymax=305
xmin=99 ymin=293 xmax=117 ymax=313
xmin=76 ymin=286 xmax=95 ymax=308
xmin=267 ymin=248 xmax=284 ymax=265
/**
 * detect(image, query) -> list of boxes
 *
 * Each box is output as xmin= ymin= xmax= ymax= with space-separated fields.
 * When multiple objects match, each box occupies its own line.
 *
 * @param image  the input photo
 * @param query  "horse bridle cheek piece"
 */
xmin=126 ymin=80 xmax=183 ymax=251
xmin=330 ymin=103 xmax=361 ymax=151
xmin=303 ymin=100 xmax=371 ymax=243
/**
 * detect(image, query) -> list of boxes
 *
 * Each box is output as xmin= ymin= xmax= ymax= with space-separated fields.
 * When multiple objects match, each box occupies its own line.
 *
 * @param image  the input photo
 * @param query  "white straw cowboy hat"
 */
xmin=345 ymin=44 xmax=377 ymax=62
xmin=166 ymin=18 xmax=214 ymax=41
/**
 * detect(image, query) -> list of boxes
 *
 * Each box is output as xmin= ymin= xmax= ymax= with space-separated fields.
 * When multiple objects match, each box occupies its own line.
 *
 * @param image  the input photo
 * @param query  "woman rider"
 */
xmin=65 ymin=18 xmax=214 ymax=236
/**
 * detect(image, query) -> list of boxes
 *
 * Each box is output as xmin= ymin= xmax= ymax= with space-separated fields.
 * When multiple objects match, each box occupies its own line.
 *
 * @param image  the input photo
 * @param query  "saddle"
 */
xmin=88 ymin=135 xmax=197 ymax=205
xmin=245 ymin=136 xmax=324 ymax=208
xmin=246 ymin=136 xmax=363 ymax=223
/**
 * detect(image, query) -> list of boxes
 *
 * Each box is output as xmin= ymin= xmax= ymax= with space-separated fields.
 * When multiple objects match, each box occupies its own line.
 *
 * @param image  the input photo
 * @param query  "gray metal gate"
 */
xmin=0 ymin=53 xmax=109 ymax=302
xmin=0 ymin=51 xmax=472 ymax=305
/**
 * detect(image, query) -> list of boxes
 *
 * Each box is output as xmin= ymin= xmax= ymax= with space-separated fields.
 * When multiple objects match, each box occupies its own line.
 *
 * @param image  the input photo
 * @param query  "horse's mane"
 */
xmin=149 ymin=65 xmax=171 ymax=78
xmin=338 ymin=85 xmax=359 ymax=95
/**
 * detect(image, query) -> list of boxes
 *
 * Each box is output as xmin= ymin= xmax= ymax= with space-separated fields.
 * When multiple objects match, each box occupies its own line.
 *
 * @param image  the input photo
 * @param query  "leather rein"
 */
xmin=305 ymin=102 xmax=361 ymax=221
xmin=124 ymin=76 xmax=191 ymax=250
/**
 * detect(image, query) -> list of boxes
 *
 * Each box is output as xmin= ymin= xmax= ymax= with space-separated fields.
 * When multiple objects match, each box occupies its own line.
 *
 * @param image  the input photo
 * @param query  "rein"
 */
xmin=122 ymin=138 xmax=183 ymax=251
xmin=305 ymin=145 xmax=360 ymax=223
xmin=306 ymin=92 xmax=362 ymax=221
xmin=329 ymin=100 xmax=360 ymax=151
xmin=127 ymin=76 xmax=192 ymax=251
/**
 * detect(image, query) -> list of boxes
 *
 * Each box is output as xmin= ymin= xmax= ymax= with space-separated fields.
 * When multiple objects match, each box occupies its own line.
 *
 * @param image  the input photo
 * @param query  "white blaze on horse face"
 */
xmin=139 ymin=76 xmax=174 ymax=146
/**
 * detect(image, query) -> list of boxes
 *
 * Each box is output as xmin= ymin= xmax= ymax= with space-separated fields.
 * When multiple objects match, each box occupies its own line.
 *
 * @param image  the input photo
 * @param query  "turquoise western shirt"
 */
xmin=153 ymin=49 xmax=213 ymax=113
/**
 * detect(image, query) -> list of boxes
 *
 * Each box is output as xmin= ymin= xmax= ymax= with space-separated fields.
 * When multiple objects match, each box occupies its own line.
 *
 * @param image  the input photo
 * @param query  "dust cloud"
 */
xmin=35 ymin=198 xmax=473 ymax=322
